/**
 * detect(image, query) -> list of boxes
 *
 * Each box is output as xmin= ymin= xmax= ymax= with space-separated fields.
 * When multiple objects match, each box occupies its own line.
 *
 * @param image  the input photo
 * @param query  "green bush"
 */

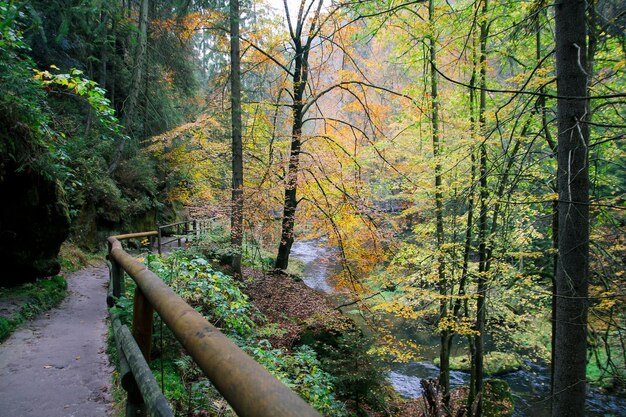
xmin=0 ymin=317 xmax=11 ymax=340
xmin=0 ymin=0 xmax=55 ymax=176
xmin=313 ymin=330 xmax=390 ymax=415
xmin=137 ymin=251 xmax=346 ymax=416
xmin=146 ymin=250 xmax=256 ymax=336
xmin=484 ymin=379 xmax=514 ymax=417
xmin=246 ymin=342 xmax=346 ymax=416
xmin=587 ymin=342 xmax=626 ymax=390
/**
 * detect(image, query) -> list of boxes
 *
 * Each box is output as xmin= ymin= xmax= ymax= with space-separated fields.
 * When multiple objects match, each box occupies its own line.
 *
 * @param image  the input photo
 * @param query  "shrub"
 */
xmin=137 ymin=251 xmax=346 ymax=415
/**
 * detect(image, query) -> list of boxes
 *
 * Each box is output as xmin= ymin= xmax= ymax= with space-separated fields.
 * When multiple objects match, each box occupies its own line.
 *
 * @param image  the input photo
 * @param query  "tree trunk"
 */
xmin=98 ymin=8 xmax=109 ymax=91
xmin=465 ymin=19 xmax=479 ymax=415
xmin=275 ymin=94 xmax=303 ymax=270
xmin=534 ymin=11 xmax=560 ymax=403
xmin=428 ymin=0 xmax=450 ymax=399
xmin=552 ymin=1 xmax=590 ymax=416
xmin=471 ymin=1 xmax=489 ymax=415
xmin=274 ymin=0 xmax=324 ymax=270
xmin=230 ymin=0 xmax=244 ymax=277
xmin=108 ymin=0 xmax=149 ymax=175
xmin=275 ymin=24 xmax=309 ymax=270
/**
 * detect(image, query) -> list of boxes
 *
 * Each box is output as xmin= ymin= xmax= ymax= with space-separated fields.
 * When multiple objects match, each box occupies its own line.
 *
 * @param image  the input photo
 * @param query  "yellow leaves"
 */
xmin=162 ymin=70 xmax=175 ymax=87
xmin=373 ymin=300 xmax=420 ymax=319
xmin=505 ymin=67 xmax=552 ymax=90
xmin=544 ymin=192 xmax=559 ymax=201
xmin=368 ymin=334 xmax=420 ymax=363
xmin=506 ymin=250 xmax=543 ymax=260
xmin=590 ymin=284 xmax=619 ymax=313
xmin=595 ymin=296 xmax=616 ymax=311
xmin=613 ymin=59 xmax=626 ymax=72
xmin=148 ymin=113 xmax=227 ymax=205
xmin=438 ymin=316 xmax=479 ymax=337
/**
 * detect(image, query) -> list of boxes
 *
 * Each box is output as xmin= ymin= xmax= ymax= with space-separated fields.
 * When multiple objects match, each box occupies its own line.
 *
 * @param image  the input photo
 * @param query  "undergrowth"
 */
xmin=0 ymin=275 xmax=67 ymax=341
xmin=189 ymin=224 xmax=305 ymax=277
xmin=58 ymin=241 xmax=104 ymax=272
xmin=110 ymin=250 xmax=346 ymax=416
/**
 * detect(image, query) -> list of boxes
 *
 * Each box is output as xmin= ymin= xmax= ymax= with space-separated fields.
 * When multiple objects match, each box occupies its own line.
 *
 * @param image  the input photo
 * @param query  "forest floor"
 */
xmin=0 ymin=265 xmax=113 ymax=417
xmin=241 ymin=266 xmax=433 ymax=416
xmin=242 ymin=266 xmax=341 ymax=348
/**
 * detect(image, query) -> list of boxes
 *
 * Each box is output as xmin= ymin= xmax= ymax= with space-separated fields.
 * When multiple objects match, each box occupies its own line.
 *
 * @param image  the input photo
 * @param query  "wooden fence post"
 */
xmin=157 ymin=226 xmax=162 ymax=255
xmin=129 ymin=287 xmax=153 ymax=417
xmin=108 ymin=242 xmax=124 ymax=298
xmin=132 ymin=288 xmax=154 ymax=361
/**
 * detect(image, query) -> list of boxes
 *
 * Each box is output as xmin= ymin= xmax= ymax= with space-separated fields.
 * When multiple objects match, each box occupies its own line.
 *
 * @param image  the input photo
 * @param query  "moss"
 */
xmin=58 ymin=241 xmax=102 ymax=272
xmin=435 ymin=352 xmax=523 ymax=376
xmin=0 ymin=276 xmax=68 ymax=341
xmin=587 ymin=347 xmax=626 ymax=391
xmin=484 ymin=379 xmax=514 ymax=417
xmin=0 ymin=317 xmax=11 ymax=340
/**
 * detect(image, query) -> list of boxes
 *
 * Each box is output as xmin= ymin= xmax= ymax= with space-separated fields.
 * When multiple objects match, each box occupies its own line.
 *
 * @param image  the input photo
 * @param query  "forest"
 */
xmin=0 ymin=0 xmax=624 ymax=416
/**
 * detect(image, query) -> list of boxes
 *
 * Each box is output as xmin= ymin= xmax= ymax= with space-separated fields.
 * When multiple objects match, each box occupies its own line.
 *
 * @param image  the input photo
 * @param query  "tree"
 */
xmin=425 ymin=0 xmax=450 ymax=399
xmin=471 ymin=1 xmax=490 ymax=414
xmin=273 ymin=0 xmax=325 ymax=270
xmin=108 ymin=0 xmax=150 ymax=175
xmin=230 ymin=0 xmax=243 ymax=276
xmin=552 ymin=1 xmax=589 ymax=416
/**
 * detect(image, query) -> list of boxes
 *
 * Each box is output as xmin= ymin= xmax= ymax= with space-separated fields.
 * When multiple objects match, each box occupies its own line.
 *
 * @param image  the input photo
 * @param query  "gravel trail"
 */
xmin=0 ymin=266 xmax=113 ymax=417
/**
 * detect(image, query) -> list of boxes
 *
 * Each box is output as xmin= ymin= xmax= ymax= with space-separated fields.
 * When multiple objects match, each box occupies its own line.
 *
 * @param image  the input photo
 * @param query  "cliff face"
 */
xmin=0 ymin=160 xmax=70 ymax=285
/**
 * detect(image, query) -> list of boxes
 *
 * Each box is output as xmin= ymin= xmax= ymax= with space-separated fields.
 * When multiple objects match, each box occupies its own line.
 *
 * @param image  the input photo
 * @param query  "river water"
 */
xmin=290 ymin=239 xmax=626 ymax=417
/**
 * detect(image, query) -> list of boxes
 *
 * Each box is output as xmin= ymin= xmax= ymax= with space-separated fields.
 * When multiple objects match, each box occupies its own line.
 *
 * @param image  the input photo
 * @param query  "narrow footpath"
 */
xmin=0 ymin=266 xmax=113 ymax=417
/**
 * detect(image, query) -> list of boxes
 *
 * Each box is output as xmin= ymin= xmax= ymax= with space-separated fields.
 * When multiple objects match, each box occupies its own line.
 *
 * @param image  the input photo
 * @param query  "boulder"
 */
xmin=435 ymin=351 xmax=523 ymax=376
xmin=0 ymin=161 xmax=70 ymax=285
xmin=484 ymin=379 xmax=514 ymax=417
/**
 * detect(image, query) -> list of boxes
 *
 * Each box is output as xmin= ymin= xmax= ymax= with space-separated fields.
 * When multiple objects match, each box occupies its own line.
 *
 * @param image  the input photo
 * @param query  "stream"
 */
xmin=290 ymin=240 xmax=626 ymax=417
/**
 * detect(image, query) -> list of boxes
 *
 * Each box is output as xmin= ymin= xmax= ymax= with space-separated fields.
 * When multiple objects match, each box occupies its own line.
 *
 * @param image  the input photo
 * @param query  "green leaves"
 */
xmin=144 ymin=250 xmax=346 ymax=415
xmin=0 ymin=1 xmax=27 ymax=50
xmin=146 ymin=250 xmax=256 ymax=336
xmin=244 ymin=342 xmax=345 ymax=416
xmin=33 ymin=67 xmax=126 ymax=141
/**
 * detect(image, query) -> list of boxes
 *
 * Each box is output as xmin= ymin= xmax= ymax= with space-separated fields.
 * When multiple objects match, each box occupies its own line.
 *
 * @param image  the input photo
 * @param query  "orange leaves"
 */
xmin=152 ymin=10 xmax=225 ymax=43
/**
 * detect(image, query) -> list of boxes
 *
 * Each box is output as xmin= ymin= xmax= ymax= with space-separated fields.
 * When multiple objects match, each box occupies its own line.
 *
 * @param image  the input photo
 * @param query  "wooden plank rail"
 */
xmin=156 ymin=220 xmax=201 ymax=254
xmin=107 ymin=226 xmax=321 ymax=417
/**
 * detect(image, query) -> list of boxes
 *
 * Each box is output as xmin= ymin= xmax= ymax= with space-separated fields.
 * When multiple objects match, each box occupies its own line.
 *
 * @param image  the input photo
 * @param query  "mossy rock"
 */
xmin=0 ymin=275 xmax=67 ymax=341
xmin=0 ymin=161 xmax=70 ymax=284
xmin=297 ymin=313 xmax=356 ymax=347
xmin=435 ymin=352 xmax=523 ymax=376
xmin=484 ymin=379 xmax=514 ymax=417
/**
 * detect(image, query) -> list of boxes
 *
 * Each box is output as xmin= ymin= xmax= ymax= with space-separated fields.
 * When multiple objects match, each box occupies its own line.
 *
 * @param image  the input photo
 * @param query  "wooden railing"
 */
xmin=156 ymin=220 xmax=193 ymax=254
xmin=106 ymin=225 xmax=321 ymax=417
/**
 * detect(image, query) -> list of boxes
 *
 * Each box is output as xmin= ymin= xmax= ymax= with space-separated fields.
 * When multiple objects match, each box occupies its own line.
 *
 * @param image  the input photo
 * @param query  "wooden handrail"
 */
xmin=157 ymin=220 xmax=195 ymax=229
xmin=107 ymin=232 xmax=321 ymax=417
xmin=156 ymin=220 xmax=201 ymax=254
xmin=111 ymin=231 xmax=158 ymax=240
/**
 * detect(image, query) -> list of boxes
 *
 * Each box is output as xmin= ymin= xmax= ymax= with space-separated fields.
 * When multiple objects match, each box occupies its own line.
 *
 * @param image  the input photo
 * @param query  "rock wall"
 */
xmin=0 ymin=161 xmax=70 ymax=285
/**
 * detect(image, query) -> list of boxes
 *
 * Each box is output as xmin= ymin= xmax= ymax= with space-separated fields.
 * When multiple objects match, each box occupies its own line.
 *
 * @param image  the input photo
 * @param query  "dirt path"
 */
xmin=0 ymin=266 xmax=113 ymax=417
